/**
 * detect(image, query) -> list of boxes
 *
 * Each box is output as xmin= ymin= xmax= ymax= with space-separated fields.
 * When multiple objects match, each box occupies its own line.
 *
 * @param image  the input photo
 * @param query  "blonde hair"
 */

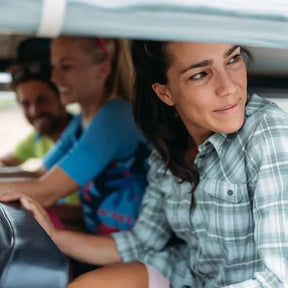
xmin=75 ymin=37 xmax=133 ymax=102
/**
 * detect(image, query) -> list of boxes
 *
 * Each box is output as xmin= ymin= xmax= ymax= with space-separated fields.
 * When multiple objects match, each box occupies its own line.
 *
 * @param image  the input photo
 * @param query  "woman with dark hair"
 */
xmin=2 ymin=40 xmax=288 ymax=288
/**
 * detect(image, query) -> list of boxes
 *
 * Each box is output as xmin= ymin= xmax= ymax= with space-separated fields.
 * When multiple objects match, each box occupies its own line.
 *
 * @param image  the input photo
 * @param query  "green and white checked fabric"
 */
xmin=113 ymin=94 xmax=288 ymax=288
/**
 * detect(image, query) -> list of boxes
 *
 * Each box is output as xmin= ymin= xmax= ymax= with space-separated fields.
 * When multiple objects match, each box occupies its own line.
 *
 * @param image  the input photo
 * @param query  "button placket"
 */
xmin=227 ymin=189 xmax=234 ymax=196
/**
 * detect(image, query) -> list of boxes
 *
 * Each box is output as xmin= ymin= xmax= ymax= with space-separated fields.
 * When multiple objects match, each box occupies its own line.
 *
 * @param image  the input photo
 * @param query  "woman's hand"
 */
xmin=0 ymin=193 xmax=57 ymax=239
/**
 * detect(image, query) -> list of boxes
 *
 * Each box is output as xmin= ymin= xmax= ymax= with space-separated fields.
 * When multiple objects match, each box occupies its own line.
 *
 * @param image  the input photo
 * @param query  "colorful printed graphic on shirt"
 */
xmin=80 ymin=142 xmax=150 ymax=235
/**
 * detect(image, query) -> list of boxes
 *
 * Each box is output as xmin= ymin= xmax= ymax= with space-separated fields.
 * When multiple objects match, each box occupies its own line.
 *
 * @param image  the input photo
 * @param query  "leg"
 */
xmin=68 ymin=262 xmax=148 ymax=288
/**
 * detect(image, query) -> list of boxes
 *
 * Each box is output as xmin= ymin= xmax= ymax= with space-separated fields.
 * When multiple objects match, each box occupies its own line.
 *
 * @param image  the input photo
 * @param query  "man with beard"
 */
xmin=0 ymin=62 xmax=81 ymax=228
xmin=0 ymin=62 xmax=72 ymax=171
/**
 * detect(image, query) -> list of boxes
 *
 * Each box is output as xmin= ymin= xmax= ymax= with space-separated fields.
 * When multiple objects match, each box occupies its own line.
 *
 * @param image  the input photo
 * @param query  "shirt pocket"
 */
xmin=202 ymin=179 xmax=246 ymax=203
xmin=195 ymin=179 xmax=253 ymax=241
xmin=192 ymin=179 xmax=255 ymax=269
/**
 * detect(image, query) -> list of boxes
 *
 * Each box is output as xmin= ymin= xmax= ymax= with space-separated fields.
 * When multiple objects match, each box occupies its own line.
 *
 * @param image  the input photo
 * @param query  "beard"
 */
xmin=29 ymin=113 xmax=64 ymax=136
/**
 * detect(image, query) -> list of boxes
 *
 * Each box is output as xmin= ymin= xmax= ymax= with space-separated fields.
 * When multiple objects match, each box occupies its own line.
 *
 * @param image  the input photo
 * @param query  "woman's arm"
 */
xmin=0 ymin=153 xmax=22 ymax=167
xmin=0 ymin=194 xmax=121 ymax=265
xmin=227 ymin=113 xmax=288 ymax=288
xmin=0 ymin=165 xmax=78 ymax=207
xmin=0 ymin=165 xmax=46 ymax=178
xmin=54 ymin=230 xmax=120 ymax=265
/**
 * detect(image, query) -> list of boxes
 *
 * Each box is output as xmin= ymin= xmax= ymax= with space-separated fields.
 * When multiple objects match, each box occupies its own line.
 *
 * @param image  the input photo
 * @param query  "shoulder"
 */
xmin=13 ymin=131 xmax=37 ymax=158
xmin=245 ymin=94 xmax=288 ymax=122
xmin=239 ymin=94 xmax=288 ymax=163
xmin=63 ymin=114 xmax=82 ymax=133
xmin=98 ymin=99 xmax=132 ymax=119
xmin=241 ymin=94 xmax=288 ymax=139
xmin=37 ymin=135 xmax=54 ymax=146
xmin=89 ymin=99 xmax=135 ymax=131
xmin=19 ymin=131 xmax=38 ymax=143
xmin=148 ymin=150 xmax=174 ymax=181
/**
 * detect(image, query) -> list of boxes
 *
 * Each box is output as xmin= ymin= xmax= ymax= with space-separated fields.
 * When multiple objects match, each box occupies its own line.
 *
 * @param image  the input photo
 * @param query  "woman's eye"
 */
xmin=189 ymin=71 xmax=207 ymax=81
xmin=228 ymin=54 xmax=241 ymax=64
xmin=61 ymin=64 xmax=73 ymax=70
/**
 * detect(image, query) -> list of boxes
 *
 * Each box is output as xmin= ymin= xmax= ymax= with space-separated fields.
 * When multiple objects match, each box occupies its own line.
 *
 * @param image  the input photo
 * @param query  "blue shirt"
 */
xmin=113 ymin=94 xmax=288 ymax=288
xmin=44 ymin=99 xmax=150 ymax=234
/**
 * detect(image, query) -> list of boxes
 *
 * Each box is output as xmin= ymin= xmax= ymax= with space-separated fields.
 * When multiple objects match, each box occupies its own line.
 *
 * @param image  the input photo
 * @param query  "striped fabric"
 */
xmin=113 ymin=94 xmax=288 ymax=288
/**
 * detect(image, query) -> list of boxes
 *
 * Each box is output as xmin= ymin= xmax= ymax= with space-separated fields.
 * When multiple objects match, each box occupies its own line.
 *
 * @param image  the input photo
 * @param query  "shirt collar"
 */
xmin=35 ymin=132 xmax=44 ymax=141
xmin=198 ymin=93 xmax=268 ymax=158
xmin=245 ymin=93 xmax=271 ymax=117
xmin=199 ymin=132 xmax=230 ymax=158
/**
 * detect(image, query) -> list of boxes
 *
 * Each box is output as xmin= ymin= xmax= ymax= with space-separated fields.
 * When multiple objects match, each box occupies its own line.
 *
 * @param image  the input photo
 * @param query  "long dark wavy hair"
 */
xmin=132 ymin=40 xmax=252 ymax=189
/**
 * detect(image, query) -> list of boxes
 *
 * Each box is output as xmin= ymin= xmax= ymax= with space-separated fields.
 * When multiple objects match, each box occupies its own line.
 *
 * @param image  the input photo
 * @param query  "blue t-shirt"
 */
xmin=43 ymin=99 xmax=150 ymax=234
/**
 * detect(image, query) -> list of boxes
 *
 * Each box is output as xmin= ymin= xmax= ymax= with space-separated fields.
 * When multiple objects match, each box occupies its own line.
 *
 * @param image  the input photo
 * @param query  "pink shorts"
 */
xmin=146 ymin=265 xmax=170 ymax=288
xmin=46 ymin=208 xmax=66 ymax=230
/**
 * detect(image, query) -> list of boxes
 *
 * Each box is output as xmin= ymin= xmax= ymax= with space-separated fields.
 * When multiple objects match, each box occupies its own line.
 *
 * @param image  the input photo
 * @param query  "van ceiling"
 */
xmin=0 ymin=34 xmax=288 ymax=78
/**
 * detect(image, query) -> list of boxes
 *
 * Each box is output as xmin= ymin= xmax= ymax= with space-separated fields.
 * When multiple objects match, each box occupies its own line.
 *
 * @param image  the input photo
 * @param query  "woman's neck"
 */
xmin=80 ymin=97 xmax=106 ymax=127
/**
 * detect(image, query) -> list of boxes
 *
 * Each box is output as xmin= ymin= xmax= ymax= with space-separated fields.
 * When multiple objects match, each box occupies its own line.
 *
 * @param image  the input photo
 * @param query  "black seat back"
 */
xmin=0 ymin=203 xmax=68 ymax=288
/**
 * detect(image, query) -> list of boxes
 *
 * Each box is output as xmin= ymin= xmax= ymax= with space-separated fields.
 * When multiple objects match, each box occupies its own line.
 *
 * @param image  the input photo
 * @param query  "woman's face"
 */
xmin=51 ymin=37 xmax=109 ymax=106
xmin=153 ymin=42 xmax=247 ymax=146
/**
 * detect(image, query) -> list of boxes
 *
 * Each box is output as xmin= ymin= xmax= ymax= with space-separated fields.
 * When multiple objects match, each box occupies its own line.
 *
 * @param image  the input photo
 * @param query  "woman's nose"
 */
xmin=215 ymin=70 xmax=237 ymax=97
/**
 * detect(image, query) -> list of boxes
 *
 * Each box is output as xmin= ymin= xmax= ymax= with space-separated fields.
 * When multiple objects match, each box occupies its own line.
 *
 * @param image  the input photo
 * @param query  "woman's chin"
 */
xmin=217 ymin=118 xmax=245 ymax=135
xmin=60 ymin=96 xmax=74 ymax=106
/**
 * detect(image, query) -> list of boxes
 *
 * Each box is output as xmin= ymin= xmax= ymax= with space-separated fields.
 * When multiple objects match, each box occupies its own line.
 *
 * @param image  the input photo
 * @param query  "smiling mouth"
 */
xmin=33 ymin=116 xmax=51 ymax=124
xmin=214 ymin=102 xmax=239 ymax=112
xmin=58 ymin=87 xmax=70 ymax=95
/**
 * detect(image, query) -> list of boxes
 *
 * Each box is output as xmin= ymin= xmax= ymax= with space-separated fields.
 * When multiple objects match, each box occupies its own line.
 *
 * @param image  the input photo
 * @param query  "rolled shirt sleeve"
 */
xmin=113 ymin=96 xmax=288 ymax=288
xmin=112 ymin=152 xmax=197 ymax=287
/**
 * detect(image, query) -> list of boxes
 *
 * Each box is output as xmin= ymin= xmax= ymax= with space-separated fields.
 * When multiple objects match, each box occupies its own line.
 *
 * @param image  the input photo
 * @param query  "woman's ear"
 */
xmin=152 ymin=83 xmax=175 ymax=106
xmin=96 ymin=60 xmax=111 ymax=80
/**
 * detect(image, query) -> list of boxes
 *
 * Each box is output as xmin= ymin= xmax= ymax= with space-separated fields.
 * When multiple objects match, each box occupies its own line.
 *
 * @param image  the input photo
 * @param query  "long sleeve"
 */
xmin=112 ymin=151 xmax=195 ymax=287
xmin=227 ymin=109 xmax=288 ymax=288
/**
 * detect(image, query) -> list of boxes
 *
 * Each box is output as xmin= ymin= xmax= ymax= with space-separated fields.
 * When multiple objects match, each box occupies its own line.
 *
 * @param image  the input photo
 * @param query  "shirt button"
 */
xmin=227 ymin=189 xmax=233 ymax=196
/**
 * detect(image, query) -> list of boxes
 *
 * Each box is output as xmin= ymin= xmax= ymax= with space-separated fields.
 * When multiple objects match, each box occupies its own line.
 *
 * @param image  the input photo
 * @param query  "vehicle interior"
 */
xmin=0 ymin=0 xmax=288 ymax=287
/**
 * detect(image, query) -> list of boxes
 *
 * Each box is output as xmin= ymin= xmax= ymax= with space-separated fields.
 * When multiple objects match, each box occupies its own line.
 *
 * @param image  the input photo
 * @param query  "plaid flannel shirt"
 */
xmin=112 ymin=94 xmax=288 ymax=288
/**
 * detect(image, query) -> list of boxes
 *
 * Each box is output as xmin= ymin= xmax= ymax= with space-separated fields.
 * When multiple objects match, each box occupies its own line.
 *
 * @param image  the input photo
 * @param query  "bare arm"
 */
xmin=0 ymin=165 xmax=47 ymax=178
xmin=54 ymin=230 xmax=121 ymax=265
xmin=0 ymin=194 xmax=121 ymax=266
xmin=0 ymin=165 xmax=78 ymax=207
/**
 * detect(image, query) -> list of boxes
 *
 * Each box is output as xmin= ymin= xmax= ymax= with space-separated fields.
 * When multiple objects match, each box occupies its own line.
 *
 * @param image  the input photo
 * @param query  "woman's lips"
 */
xmin=214 ymin=102 xmax=239 ymax=112
xmin=58 ymin=86 xmax=70 ymax=96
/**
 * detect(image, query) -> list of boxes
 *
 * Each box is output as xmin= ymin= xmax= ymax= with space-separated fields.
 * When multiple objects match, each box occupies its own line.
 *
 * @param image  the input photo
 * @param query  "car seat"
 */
xmin=0 ymin=202 xmax=68 ymax=288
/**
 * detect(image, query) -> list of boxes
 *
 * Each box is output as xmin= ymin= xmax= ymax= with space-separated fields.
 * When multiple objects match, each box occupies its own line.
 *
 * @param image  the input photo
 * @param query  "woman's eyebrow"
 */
xmin=180 ymin=59 xmax=212 ymax=74
xmin=224 ymin=45 xmax=241 ymax=58
xmin=180 ymin=45 xmax=241 ymax=75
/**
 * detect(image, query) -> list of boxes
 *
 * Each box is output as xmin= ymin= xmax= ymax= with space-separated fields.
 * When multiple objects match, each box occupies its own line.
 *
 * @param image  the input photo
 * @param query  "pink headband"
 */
xmin=97 ymin=38 xmax=109 ymax=57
